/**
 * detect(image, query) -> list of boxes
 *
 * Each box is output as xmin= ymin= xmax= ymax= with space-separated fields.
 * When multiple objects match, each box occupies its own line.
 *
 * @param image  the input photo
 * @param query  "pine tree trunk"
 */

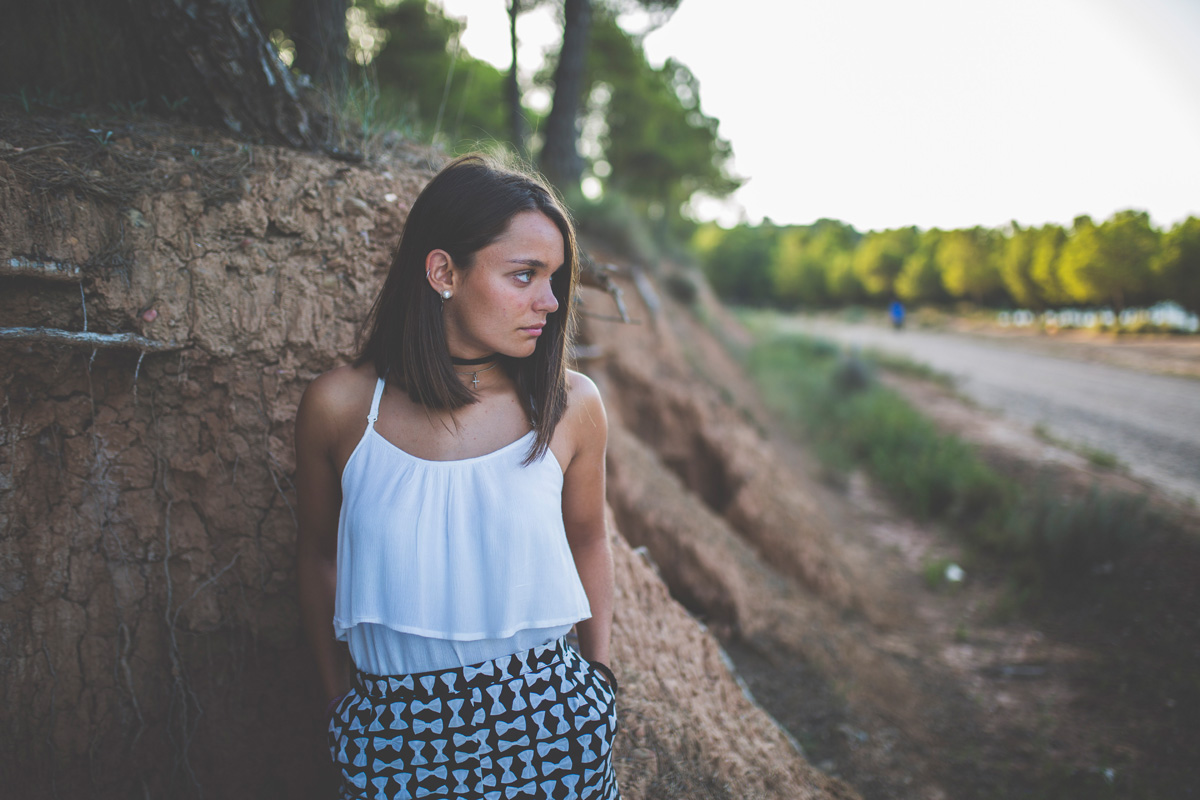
xmin=125 ymin=0 xmax=320 ymax=149
xmin=292 ymin=0 xmax=349 ymax=96
xmin=540 ymin=0 xmax=591 ymax=191
xmin=507 ymin=0 xmax=528 ymax=154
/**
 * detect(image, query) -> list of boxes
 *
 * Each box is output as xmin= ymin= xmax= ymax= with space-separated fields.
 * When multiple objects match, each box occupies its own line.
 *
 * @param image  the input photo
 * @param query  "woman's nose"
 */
xmin=535 ymin=280 xmax=559 ymax=314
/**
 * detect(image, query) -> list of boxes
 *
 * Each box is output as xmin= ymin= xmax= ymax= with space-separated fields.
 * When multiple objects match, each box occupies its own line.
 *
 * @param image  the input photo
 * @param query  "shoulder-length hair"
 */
xmin=356 ymin=153 xmax=579 ymax=465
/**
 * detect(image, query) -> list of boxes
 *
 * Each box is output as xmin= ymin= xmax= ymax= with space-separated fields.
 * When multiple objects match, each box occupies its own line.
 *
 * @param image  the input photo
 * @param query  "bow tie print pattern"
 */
xmin=329 ymin=638 xmax=619 ymax=799
xmin=411 ymin=717 xmax=444 ymax=735
xmin=495 ymin=717 xmax=527 ymax=736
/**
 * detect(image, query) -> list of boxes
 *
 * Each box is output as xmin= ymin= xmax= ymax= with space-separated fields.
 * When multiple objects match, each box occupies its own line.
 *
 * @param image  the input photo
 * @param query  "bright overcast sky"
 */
xmin=435 ymin=0 xmax=1200 ymax=232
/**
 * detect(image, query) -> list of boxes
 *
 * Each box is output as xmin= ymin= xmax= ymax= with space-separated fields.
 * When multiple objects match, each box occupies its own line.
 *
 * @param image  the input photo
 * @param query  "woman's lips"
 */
xmin=520 ymin=325 xmax=544 ymax=337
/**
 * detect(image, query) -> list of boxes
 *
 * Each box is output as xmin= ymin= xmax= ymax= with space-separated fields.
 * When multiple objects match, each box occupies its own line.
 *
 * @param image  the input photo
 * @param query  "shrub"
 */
xmin=832 ymin=352 xmax=874 ymax=394
xmin=1005 ymin=486 xmax=1149 ymax=579
xmin=662 ymin=271 xmax=699 ymax=306
xmin=750 ymin=333 xmax=1011 ymax=524
xmin=742 ymin=327 xmax=1153 ymax=592
xmin=571 ymin=190 xmax=660 ymax=266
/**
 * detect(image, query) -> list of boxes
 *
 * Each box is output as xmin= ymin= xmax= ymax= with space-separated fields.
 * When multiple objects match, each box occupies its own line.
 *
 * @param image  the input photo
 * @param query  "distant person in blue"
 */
xmin=889 ymin=299 xmax=906 ymax=331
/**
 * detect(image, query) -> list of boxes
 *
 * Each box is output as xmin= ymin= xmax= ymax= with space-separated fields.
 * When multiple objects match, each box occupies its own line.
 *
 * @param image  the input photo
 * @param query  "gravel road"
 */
xmin=783 ymin=318 xmax=1200 ymax=504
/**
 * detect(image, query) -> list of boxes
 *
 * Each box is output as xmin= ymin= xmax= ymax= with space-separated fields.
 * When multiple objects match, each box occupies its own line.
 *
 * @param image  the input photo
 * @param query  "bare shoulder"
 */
xmin=298 ymin=364 xmax=377 ymax=433
xmin=567 ymin=369 xmax=605 ymax=411
xmin=564 ymin=369 xmax=606 ymax=446
xmin=567 ymin=369 xmax=600 ymax=398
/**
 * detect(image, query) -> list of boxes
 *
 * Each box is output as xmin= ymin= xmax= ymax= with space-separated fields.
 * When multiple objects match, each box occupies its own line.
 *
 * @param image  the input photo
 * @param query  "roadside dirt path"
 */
xmin=721 ymin=369 xmax=1200 ymax=800
xmin=658 ymin=300 xmax=1200 ymax=799
xmin=781 ymin=317 xmax=1200 ymax=504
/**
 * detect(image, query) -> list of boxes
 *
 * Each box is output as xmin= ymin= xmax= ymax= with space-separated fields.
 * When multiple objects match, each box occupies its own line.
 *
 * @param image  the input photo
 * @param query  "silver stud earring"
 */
xmin=441 ymin=289 xmax=452 ymax=300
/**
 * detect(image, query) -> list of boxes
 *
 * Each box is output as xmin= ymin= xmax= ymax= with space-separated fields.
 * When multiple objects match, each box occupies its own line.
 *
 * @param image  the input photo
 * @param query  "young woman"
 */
xmin=295 ymin=155 xmax=620 ymax=799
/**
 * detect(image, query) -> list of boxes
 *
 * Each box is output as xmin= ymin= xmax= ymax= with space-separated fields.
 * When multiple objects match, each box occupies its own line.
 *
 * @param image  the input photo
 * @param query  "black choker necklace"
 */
xmin=450 ymin=354 xmax=497 ymax=366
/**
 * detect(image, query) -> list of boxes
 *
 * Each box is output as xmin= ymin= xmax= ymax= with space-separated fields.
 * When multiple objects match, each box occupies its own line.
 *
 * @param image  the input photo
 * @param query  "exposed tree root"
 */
xmin=1 ymin=256 xmax=85 ymax=282
xmin=0 ymin=327 xmax=186 ymax=352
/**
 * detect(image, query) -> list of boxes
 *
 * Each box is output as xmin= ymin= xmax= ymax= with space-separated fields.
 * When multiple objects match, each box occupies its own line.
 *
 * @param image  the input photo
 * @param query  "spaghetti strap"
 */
xmin=366 ymin=377 xmax=385 ymax=426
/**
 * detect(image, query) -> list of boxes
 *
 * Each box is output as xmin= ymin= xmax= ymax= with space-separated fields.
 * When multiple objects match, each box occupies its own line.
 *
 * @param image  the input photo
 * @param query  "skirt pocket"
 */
xmin=587 ymin=659 xmax=619 ymax=696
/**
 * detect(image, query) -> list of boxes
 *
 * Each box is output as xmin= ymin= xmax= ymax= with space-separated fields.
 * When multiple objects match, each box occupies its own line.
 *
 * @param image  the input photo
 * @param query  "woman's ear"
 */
xmin=425 ymin=249 xmax=456 ymax=298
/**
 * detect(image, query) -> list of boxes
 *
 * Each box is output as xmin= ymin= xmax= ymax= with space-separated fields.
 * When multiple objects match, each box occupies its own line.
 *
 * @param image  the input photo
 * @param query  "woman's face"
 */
xmin=442 ymin=210 xmax=564 ymax=360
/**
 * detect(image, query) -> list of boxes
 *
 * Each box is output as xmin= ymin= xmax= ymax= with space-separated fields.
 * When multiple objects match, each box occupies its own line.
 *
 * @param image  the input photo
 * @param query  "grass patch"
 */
xmin=1082 ymin=448 xmax=1122 ymax=470
xmin=745 ymin=329 xmax=1152 ymax=588
xmin=748 ymin=335 xmax=1010 ymax=523
xmin=1032 ymin=424 xmax=1124 ymax=471
xmin=993 ymin=486 xmax=1148 ymax=583
xmin=864 ymin=347 xmax=957 ymax=389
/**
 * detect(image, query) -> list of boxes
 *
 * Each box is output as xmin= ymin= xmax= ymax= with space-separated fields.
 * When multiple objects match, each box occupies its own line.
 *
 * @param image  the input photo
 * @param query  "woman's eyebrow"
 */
xmin=507 ymin=258 xmax=565 ymax=272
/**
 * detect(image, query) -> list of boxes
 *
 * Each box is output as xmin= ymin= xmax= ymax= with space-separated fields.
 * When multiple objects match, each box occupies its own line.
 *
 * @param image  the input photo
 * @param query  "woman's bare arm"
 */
xmin=560 ymin=372 xmax=614 ymax=667
xmin=295 ymin=370 xmax=352 ymax=705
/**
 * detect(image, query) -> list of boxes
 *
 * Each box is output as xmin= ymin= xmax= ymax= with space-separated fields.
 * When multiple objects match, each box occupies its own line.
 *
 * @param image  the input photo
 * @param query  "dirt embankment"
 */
xmin=0 ymin=115 xmax=856 ymax=799
xmin=579 ymin=271 xmax=975 ymax=795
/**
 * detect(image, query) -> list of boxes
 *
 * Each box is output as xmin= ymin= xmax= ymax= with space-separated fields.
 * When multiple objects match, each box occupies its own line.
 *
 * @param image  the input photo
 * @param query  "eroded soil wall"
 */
xmin=1 ymin=120 xmax=425 ymax=797
xmin=0 ymin=117 xmax=853 ymax=799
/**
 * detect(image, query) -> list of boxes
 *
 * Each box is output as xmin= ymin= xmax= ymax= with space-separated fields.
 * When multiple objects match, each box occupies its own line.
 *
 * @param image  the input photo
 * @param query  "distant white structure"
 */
xmin=998 ymin=302 xmax=1198 ymax=333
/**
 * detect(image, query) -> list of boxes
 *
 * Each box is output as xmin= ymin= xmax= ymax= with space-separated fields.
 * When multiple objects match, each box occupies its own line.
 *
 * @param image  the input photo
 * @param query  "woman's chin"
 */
xmin=501 ymin=342 xmax=539 ymax=360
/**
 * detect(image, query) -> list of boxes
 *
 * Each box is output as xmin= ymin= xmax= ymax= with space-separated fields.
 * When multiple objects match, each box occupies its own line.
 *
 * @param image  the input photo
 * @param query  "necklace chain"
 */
xmin=454 ymin=361 xmax=499 ymax=389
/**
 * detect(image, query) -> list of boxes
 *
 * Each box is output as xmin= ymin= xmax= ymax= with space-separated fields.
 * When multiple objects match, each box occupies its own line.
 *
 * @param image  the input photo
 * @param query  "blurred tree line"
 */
xmin=692 ymin=211 xmax=1200 ymax=313
xmin=313 ymin=0 xmax=738 ymax=231
xmin=3 ymin=0 xmax=738 ymax=240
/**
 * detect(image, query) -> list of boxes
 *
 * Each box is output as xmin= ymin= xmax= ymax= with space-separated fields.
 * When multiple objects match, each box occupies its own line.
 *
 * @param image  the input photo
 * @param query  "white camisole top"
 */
xmin=333 ymin=377 xmax=592 ymax=674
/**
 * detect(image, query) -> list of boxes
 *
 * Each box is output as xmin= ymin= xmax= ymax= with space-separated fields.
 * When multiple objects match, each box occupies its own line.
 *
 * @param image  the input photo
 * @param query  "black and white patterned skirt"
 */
xmin=328 ymin=637 xmax=620 ymax=800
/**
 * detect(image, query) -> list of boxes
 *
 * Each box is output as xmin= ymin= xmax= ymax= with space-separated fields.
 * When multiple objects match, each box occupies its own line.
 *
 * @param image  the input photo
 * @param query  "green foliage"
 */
xmin=1083 ymin=446 xmax=1121 ymax=470
xmin=571 ymin=188 xmax=661 ymax=265
xmin=937 ymin=227 xmax=1002 ymax=304
xmin=865 ymin=348 xmax=956 ymax=389
xmin=772 ymin=228 xmax=828 ymax=307
xmin=1029 ymin=224 xmax=1070 ymax=305
xmin=748 ymin=334 xmax=1011 ymax=523
xmin=999 ymin=223 xmax=1042 ymax=308
xmin=1100 ymin=210 xmax=1161 ymax=307
xmin=1058 ymin=211 xmax=1159 ymax=309
xmin=825 ymin=250 xmax=866 ymax=304
xmin=692 ymin=208 xmax=1193 ymax=315
xmin=742 ymin=325 xmax=1156 ymax=592
xmin=695 ymin=222 xmax=778 ymax=304
xmin=688 ymin=192 xmax=1200 ymax=316
xmin=366 ymin=0 xmax=509 ymax=146
xmin=895 ymin=231 xmax=948 ymax=304
xmin=267 ymin=1 xmax=737 ymax=261
xmin=997 ymin=486 xmax=1149 ymax=580
xmin=771 ymin=220 xmax=859 ymax=307
xmin=694 ymin=218 xmax=865 ymax=307
xmin=852 ymin=227 xmax=918 ymax=298
xmin=832 ymin=351 xmax=875 ymax=394
xmin=1154 ymin=216 xmax=1200 ymax=312
xmin=583 ymin=12 xmax=740 ymax=226
xmin=845 ymin=390 xmax=1010 ymax=521
xmin=662 ymin=271 xmax=700 ymax=306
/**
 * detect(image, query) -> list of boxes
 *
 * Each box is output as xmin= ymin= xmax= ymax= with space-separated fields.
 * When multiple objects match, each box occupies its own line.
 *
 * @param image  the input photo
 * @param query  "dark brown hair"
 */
xmin=356 ymin=153 xmax=578 ymax=464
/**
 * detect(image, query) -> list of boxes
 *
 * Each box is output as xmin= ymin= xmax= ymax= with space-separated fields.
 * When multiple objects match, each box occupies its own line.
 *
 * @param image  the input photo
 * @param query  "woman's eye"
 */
xmin=515 ymin=270 xmax=534 ymax=284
